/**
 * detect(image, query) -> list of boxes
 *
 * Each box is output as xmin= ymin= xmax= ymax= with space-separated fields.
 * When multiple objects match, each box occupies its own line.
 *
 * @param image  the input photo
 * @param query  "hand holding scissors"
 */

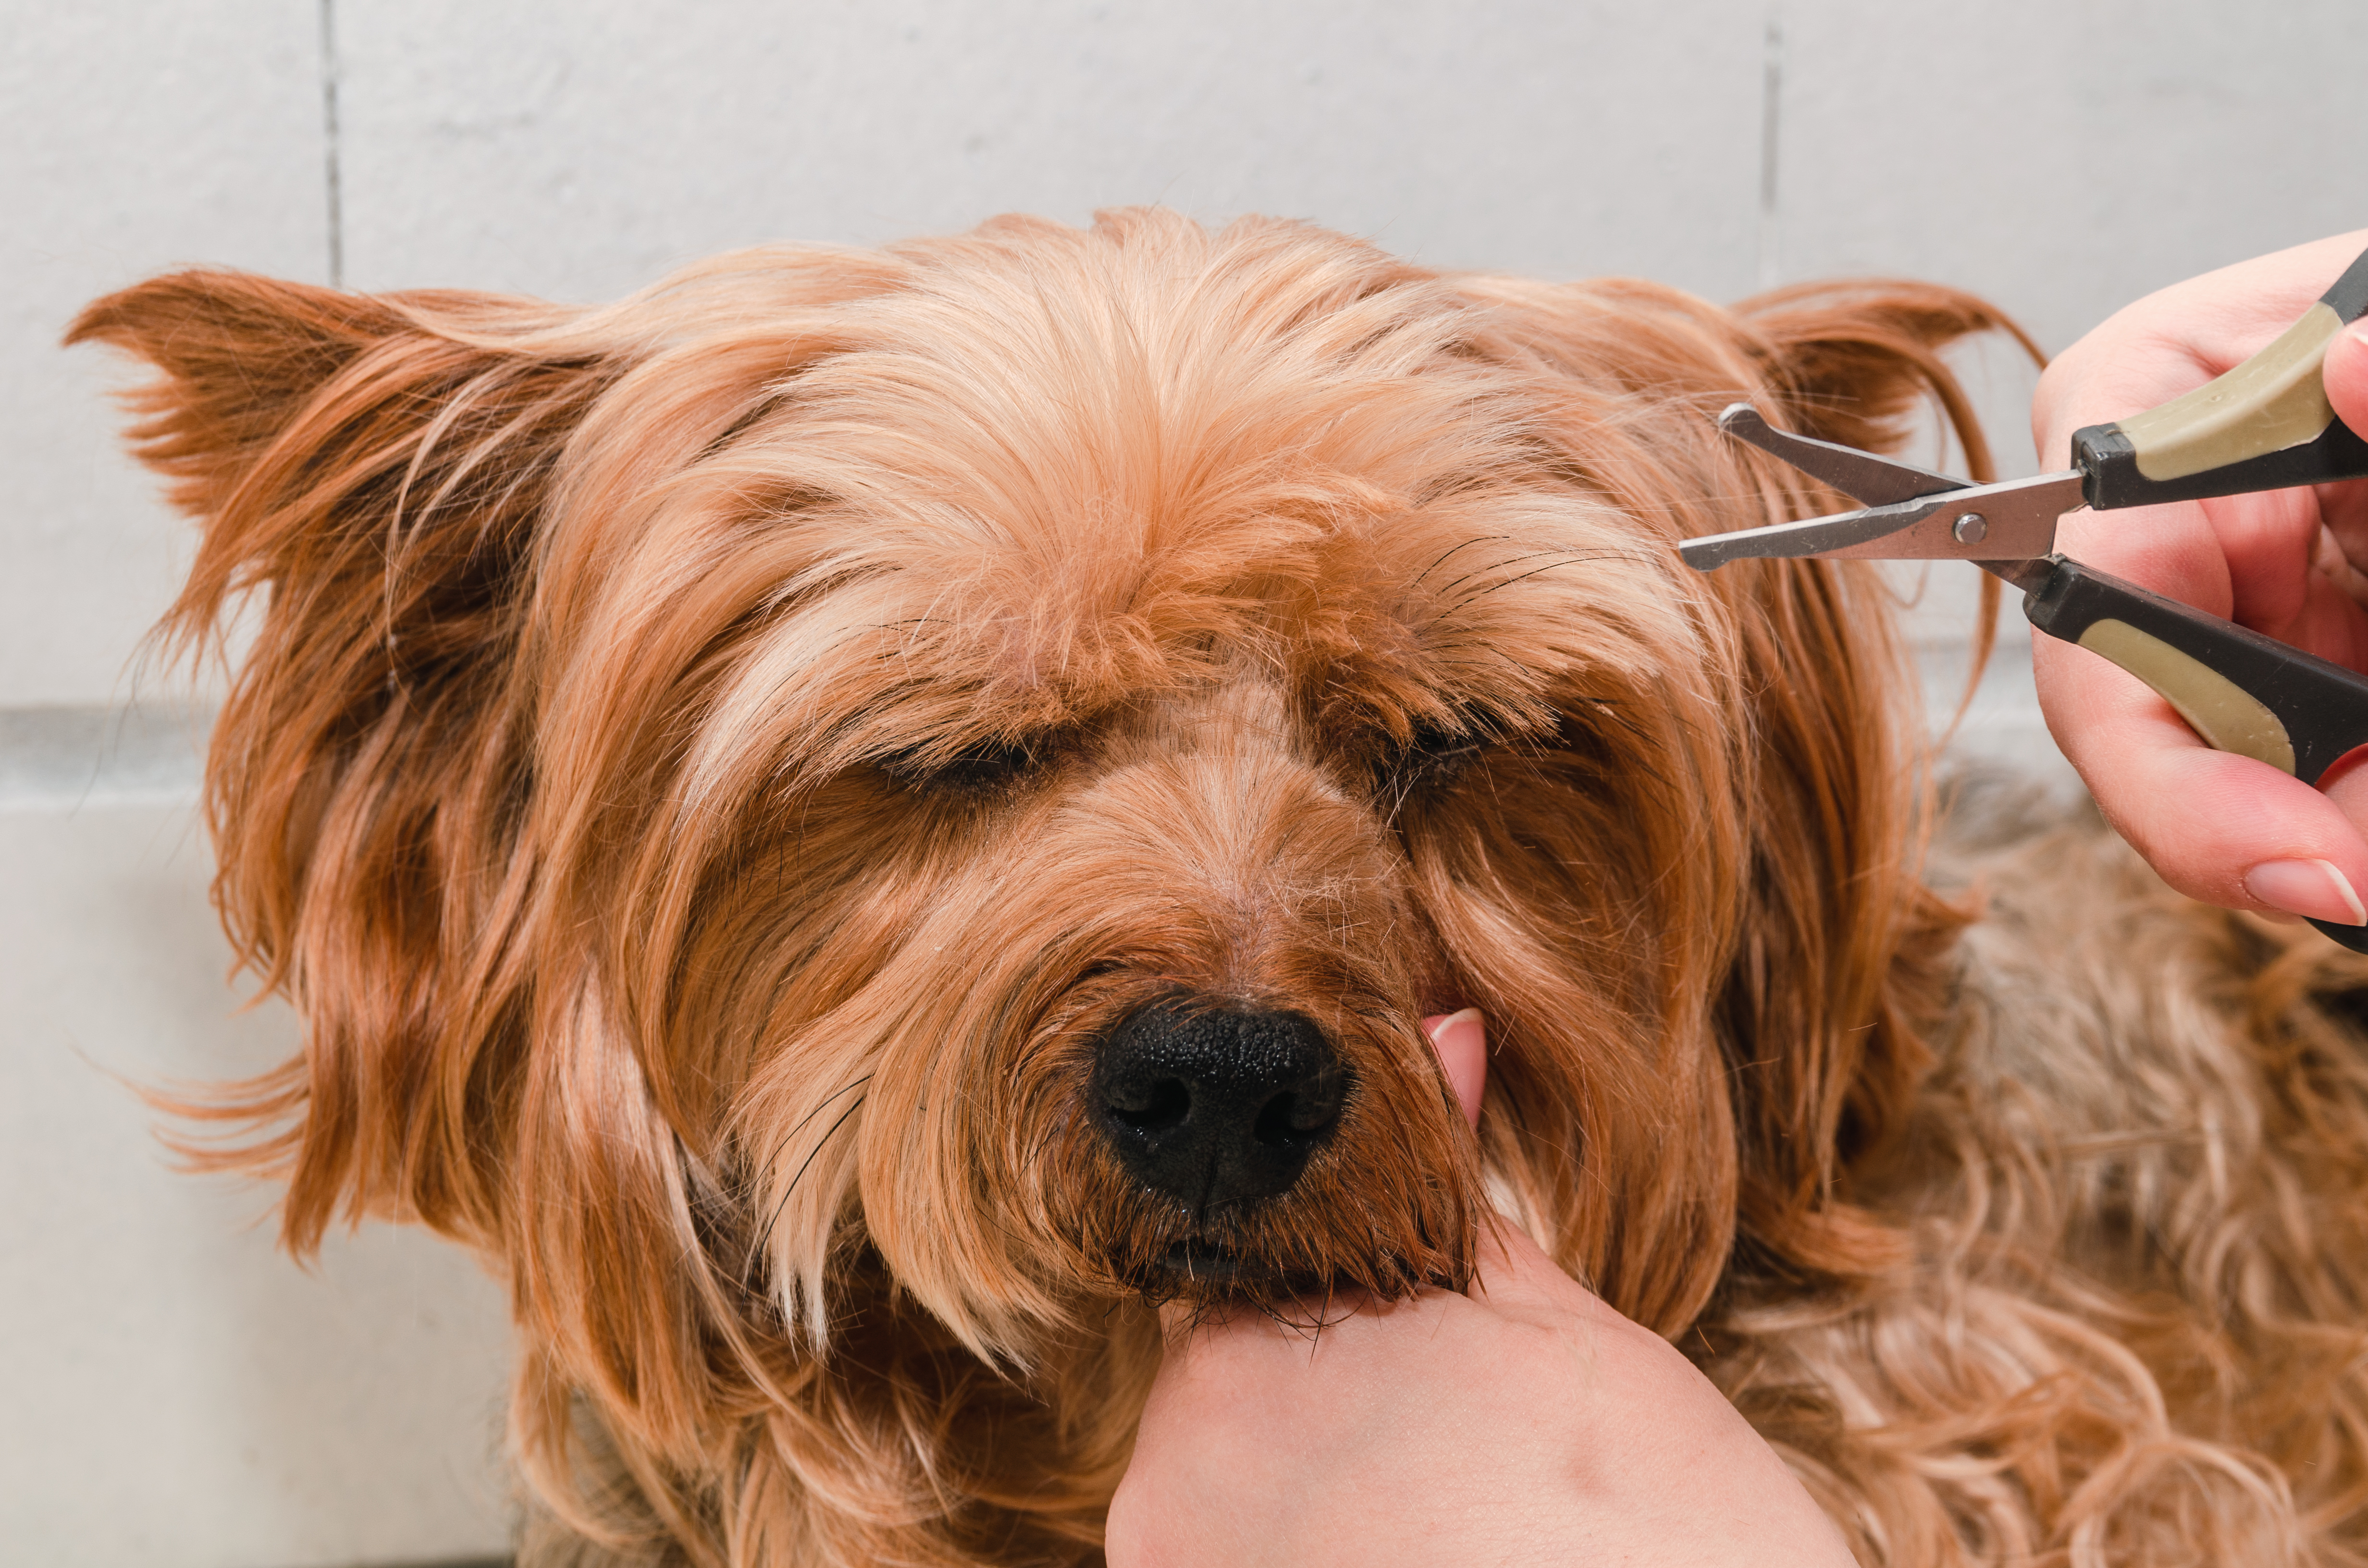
xmin=1686 ymin=233 xmax=2368 ymax=948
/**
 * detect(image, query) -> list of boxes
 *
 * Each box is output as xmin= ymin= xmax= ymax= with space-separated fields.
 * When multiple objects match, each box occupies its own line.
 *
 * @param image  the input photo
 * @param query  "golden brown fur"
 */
xmin=72 ymin=209 xmax=2368 ymax=1566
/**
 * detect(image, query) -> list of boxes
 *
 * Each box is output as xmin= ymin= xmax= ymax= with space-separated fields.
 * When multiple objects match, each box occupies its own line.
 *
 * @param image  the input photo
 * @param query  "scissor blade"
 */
xmin=1679 ymin=470 xmax=2088 ymax=570
xmin=1717 ymin=403 xmax=1969 ymax=506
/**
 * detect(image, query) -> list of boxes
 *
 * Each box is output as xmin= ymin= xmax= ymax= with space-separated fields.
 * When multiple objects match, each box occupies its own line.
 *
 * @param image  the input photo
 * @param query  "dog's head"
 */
xmin=78 ymin=210 xmax=2010 ymax=1557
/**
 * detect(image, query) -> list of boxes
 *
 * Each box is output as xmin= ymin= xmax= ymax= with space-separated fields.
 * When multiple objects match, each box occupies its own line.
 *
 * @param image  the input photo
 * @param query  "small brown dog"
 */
xmin=77 ymin=210 xmax=2368 ymax=1566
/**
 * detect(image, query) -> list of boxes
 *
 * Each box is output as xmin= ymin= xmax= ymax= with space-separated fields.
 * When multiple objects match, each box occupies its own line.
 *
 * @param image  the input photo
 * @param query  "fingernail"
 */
xmin=2243 ymin=858 xmax=2368 ymax=925
xmin=1419 ymin=1008 xmax=1487 ymax=1129
xmin=1422 ymin=1007 xmax=1483 ymax=1051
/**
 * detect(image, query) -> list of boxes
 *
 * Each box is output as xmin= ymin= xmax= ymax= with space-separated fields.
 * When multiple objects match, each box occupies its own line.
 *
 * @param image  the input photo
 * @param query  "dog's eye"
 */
xmin=880 ymin=734 xmax=1056 ymax=796
xmin=1372 ymin=716 xmax=1485 ymax=796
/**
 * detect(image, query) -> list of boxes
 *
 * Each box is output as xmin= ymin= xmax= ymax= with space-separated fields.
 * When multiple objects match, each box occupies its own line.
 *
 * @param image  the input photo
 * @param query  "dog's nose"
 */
xmin=1089 ymin=999 xmax=1346 ymax=1211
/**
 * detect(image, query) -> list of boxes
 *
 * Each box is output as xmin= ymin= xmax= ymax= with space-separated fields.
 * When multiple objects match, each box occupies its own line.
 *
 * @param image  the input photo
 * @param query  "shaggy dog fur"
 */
xmin=73 ymin=209 xmax=2368 ymax=1567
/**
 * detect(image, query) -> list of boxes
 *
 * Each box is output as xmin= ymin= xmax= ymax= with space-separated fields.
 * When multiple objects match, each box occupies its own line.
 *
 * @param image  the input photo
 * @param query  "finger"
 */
xmin=1420 ymin=1008 xmax=1485 ymax=1128
xmin=2032 ymin=630 xmax=2368 ymax=920
xmin=1473 ymin=1211 xmax=1572 ymax=1296
xmin=2326 ymin=322 xmax=2368 ymax=587
xmin=2324 ymin=322 xmax=2368 ymax=563
xmin=1462 ymin=1210 xmax=1651 ymax=1338
xmin=2034 ymin=232 xmax=2368 ymax=476
xmin=2327 ymin=318 xmax=2368 ymax=441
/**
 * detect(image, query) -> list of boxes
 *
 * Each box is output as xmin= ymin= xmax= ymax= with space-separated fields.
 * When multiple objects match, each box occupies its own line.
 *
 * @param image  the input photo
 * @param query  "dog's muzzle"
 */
xmin=1087 ymin=997 xmax=1346 ymax=1214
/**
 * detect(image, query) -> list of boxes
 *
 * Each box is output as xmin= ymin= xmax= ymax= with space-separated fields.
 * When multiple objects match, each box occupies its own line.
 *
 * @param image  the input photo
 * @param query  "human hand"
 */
xmin=1104 ymin=1011 xmax=1853 ymax=1568
xmin=2030 ymin=230 xmax=2368 ymax=924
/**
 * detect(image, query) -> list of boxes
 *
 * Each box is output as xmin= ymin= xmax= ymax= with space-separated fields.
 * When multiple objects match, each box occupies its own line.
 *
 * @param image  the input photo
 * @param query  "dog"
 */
xmin=74 ymin=208 xmax=2368 ymax=1566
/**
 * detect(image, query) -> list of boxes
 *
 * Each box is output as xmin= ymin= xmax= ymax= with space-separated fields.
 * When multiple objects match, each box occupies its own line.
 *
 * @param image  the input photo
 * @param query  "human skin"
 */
xmin=2030 ymin=230 xmax=2368 ymax=926
xmin=1105 ymin=1012 xmax=1855 ymax=1568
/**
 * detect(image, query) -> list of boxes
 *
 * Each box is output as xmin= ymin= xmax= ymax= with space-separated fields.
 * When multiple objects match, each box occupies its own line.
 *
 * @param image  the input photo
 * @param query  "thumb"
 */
xmin=1420 ymin=1008 xmax=1486 ymax=1129
xmin=2327 ymin=319 xmax=2368 ymax=442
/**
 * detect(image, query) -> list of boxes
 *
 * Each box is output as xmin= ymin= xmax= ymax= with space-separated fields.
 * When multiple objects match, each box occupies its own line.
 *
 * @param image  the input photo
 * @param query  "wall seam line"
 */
xmin=319 ymin=0 xmax=345 ymax=289
xmin=1756 ymin=7 xmax=1784 ymax=293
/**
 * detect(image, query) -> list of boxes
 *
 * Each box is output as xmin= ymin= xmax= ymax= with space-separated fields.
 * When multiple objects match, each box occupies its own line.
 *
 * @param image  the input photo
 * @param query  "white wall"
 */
xmin=5 ymin=3 xmax=2363 ymax=1563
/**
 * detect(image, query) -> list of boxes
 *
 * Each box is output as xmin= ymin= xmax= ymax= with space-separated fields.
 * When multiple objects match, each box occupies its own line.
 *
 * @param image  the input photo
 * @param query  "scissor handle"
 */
xmin=2023 ymin=555 xmax=2368 ymax=951
xmin=2071 ymin=243 xmax=2368 ymax=510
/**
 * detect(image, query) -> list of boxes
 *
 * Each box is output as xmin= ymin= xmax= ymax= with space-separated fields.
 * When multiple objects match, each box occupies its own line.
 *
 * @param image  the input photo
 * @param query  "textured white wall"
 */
xmin=4 ymin=3 xmax=2364 ymax=1564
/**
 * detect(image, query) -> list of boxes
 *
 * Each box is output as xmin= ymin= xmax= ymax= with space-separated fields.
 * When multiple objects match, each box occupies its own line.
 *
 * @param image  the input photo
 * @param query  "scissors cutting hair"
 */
xmin=1682 ymin=243 xmax=2368 ymax=952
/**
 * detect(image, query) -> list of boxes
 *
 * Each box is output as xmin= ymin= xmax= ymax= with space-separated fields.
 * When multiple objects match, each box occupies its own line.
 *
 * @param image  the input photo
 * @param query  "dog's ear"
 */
xmin=1719 ymin=281 xmax=2031 ymax=1278
xmin=71 ymin=271 xmax=617 ymax=1252
xmin=1737 ymin=279 xmax=2040 ymax=487
xmin=76 ymin=259 xmax=928 ymax=1536
xmin=1442 ymin=274 xmax=2023 ymax=1324
xmin=71 ymin=272 xmax=569 ymax=530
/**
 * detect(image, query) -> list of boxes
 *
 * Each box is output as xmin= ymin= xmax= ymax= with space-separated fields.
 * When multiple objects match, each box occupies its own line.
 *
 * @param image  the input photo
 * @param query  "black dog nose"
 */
xmin=1090 ymin=1000 xmax=1347 ymax=1211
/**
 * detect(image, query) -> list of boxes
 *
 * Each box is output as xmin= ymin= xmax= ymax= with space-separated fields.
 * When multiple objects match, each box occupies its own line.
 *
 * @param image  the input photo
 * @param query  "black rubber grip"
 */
xmin=2023 ymin=556 xmax=2368 ymax=952
xmin=2325 ymin=242 xmax=2368 ymax=323
xmin=2075 ymin=418 xmax=2368 ymax=509
xmin=2024 ymin=558 xmax=2368 ymax=783
xmin=2075 ymin=241 xmax=2368 ymax=510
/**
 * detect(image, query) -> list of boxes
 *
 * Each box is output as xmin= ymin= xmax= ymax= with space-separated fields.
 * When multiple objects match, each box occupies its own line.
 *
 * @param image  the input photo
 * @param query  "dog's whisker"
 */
xmin=1426 ymin=546 xmax=1589 ymax=602
xmin=748 ymin=1071 xmax=876 ymax=1183
xmin=751 ymin=1092 xmax=869 ymax=1272
xmin=1407 ymin=534 xmax=1522 ymax=593
xmin=1415 ymin=550 xmax=1659 ymax=637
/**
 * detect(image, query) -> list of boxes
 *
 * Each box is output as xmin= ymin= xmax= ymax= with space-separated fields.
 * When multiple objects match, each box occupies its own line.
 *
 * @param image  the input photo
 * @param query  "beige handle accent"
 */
xmin=2078 ymin=617 xmax=2296 ymax=773
xmin=2118 ymin=302 xmax=2340 ymax=482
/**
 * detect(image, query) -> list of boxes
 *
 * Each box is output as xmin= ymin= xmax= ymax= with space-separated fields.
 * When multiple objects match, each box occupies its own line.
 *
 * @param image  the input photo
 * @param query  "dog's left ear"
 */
xmin=1719 ymin=282 xmax=2035 ymax=1287
xmin=1736 ymin=278 xmax=2041 ymax=487
xmin=1724 ymin=276 xmax=2035 ymax=1215
xmin=1445 ymin=272 xmax=2028 ymax=1322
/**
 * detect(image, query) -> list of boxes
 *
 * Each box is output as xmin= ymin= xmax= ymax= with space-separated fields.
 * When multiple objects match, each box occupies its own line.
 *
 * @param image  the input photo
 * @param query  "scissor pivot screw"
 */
xmin=1951 ymin=512 xmax=1989 ymax=545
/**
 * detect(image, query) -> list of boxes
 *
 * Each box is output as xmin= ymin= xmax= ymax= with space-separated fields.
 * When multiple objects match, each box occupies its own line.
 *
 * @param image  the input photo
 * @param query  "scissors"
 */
xmin=1681 ymin=243 xmax=2368 ymax=952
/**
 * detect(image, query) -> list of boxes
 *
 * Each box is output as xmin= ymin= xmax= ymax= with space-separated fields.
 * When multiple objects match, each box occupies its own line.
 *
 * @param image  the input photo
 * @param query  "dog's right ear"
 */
xmin=76 ymin=261 xmax=946 ymax=1537
xmin=69 ymin=270 xmax=618 ymax=1252
xmin=68 ymin=271 xmax=600 ymax=658
xmin=73 ymin=273 xmax=545 ymax=520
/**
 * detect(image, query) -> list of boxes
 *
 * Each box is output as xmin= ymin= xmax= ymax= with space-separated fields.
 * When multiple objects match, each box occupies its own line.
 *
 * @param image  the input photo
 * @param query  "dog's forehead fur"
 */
xmin=542 ymin=216 xmax=1711 ymax=805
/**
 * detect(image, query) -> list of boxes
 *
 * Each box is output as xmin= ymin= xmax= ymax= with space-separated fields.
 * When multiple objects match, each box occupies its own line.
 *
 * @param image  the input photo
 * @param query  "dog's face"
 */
xmin=626 ymin=228 xmax=1740 ymax=1344
xmin=79 ymin=210 xmax=2003 ymax=1558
